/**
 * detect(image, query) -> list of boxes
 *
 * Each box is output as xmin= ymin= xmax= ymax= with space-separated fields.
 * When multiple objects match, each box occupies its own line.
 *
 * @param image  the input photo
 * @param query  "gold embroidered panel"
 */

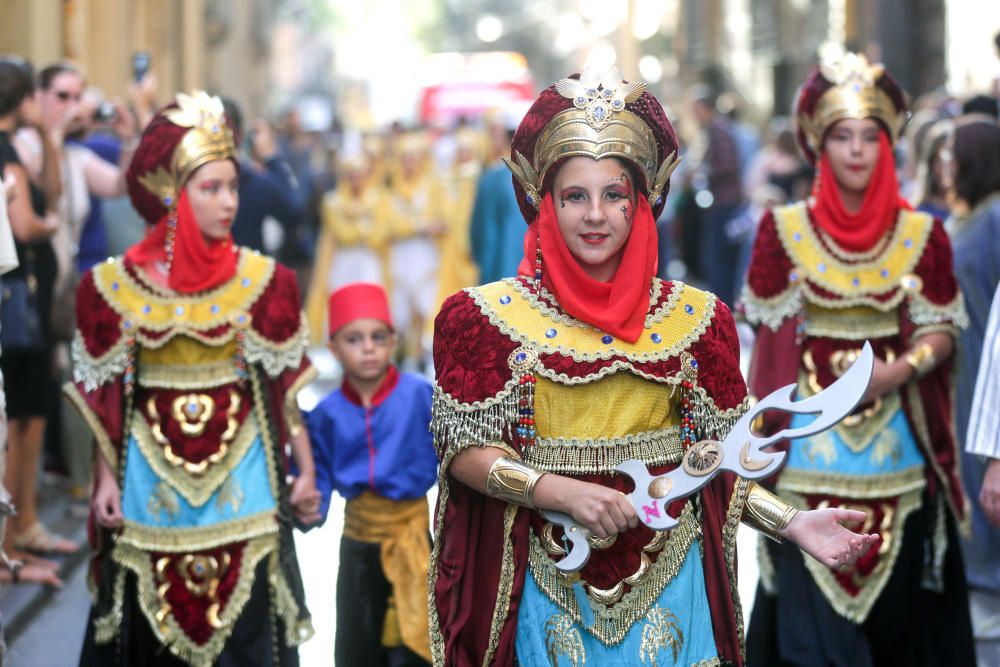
xmin=777 ymin=466 xmax=926 ymax=499
xmin=522 ymin=428 xmax=684 ymax=475
xmin=803 ymin=303 xmax=899 ymax=340
xmin=774 ymin=203 xmax=932 ymax=301
xmin=528 ymin=501 xmax=700 ymax=646
xmin=91 ymin=250 xmax=275 ymax=332
xmin=467 ymin=278 xmax=716 ymax=363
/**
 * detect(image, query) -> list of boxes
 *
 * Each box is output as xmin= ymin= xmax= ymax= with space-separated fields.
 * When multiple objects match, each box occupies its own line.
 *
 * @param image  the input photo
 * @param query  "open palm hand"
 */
xmin=784 ymin=507 xmax=879 ymax=569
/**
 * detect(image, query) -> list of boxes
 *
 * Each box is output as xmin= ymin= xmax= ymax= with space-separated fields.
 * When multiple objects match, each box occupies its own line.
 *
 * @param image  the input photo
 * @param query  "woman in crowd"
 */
xmin=68 ymin=91 xmax=320 ymax=666
xmin=0 ymin=56 xmax=69 ymax=585
xmin=428 ymin=64 xmax=876 ymax=667
xmin=741 ymin=53 xmax=975 ymax=666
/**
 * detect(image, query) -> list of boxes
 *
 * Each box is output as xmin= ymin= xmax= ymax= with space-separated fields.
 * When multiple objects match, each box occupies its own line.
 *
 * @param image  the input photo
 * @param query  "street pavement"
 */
xmin=6 ymin=344 xmax=763 ymax=665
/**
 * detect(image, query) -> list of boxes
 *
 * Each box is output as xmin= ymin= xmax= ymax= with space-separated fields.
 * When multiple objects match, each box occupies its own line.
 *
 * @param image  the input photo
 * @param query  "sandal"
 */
xmin=12 ymin=522 xmax=81 ymax=556
xmin=0 ymin=560 xmax=63 ymax=588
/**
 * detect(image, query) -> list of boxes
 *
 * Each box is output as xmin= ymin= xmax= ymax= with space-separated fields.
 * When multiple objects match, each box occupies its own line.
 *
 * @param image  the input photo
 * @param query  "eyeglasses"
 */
xmin=54 ymin=90 xmax=81 ymax=102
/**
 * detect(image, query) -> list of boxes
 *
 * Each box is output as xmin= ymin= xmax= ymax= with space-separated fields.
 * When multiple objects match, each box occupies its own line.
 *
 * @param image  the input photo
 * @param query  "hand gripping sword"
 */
xmin=542 ymin=342 xmax=875 ymax=572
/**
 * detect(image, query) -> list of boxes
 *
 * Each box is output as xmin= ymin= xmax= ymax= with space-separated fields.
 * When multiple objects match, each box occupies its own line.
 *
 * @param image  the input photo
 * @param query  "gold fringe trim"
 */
xmin=803 ymin=306 xmax=899 ymax=340
xmin=739 ymin=283 xmax=802 ymax=332
xmin=269 ymin=551 xmax=316 ymax=647
xmin=908 ymin=291 xmax=969 ymax=330
xmin=483 ymin=503 xmax=519 ymax=666
xmin=243 ymin=312 xmax=311 ymax=379
xmin=777 ymin=466 xmax=926 ymax=499
xmin=785 ymin=489 xmax=922 ymax=623
xmin=522 ymin=428 xmax=683 ymax=475
xmin=63 ymin=381 xmax=118 ymax=473
xmin=118 ymin=512 xmax=278 ymax=552
xmin=431 ymin=380 xmax=519 ymax=455
xmin=71 ymin=332 xmax=129 ymax=392
xmin=131 ymin=410 xmax=260 ymax=507
xmin=139 ymin=359 xmax=239 ymax=389
xmin=528 ymin=502 xmax=700 ymax=646
xmin=726 ymin=478 xmax=751 ymax=658
xmin=92 ymin=568 xmax=128 ymax=643
xmin=112 ymin=534 xmax=277 ymax=666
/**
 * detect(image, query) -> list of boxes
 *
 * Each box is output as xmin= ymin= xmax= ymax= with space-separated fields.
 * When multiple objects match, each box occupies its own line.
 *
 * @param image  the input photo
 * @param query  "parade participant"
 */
xmin=68 ymin=91 xmax=320 ymax=666
xmin=741 ymin=53 xmax=975 ymax=666
xmin=429 ymin=65 xmax=876 ymax=667
xmin=385 ymin=131 xmax=445 ymax=366
xmin=305 ymin=155 xmax=389 ymax=342
xmin=307 ymin=282 xmax=437 ymax=666
xmin=432 ymin=128 xmax=481 ymax=312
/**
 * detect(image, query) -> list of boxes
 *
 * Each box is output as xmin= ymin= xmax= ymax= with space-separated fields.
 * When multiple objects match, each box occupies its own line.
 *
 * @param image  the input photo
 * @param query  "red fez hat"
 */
xmin=507 ymin=66 xmax=680 ymax=223
xmin=328 ymin=283 xmax=393 ymax=335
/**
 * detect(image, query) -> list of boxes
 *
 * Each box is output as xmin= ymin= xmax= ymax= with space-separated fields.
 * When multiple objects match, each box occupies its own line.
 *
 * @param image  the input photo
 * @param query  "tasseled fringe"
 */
xmin=522 ymin=431 xmax=683 ymax=475
xmin=431 ymin=384 xmax=519 ymax=454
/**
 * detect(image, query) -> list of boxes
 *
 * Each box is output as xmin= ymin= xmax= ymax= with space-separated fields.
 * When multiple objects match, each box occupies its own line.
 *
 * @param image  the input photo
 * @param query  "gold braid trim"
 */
xmin=269 ymin=551 xmax=316 ymax=646
xmin=739 ymin=283 xmax=803 ymax=332
xmin=800 ymin=280 xmax=908 ymax=311
xmin=527 ymin=502 xmax=700 ymax=646
xmin=283 ymin=364 xmax=318 ymax=437
xmin=802 ymin=305 xmax=899 ymax=340
xmin=522 ymin=428 xmax=684 ymax=475
xmin=63 ymin=381 xmax=118 ymax=473
xmin=430 ymin=379 xmax=520 ymax=457
xmin=784 ymin=489 xmax=922 ymax=623
xmin=131 ymin=410 xmax=260 ymax=507
xmin=908 ymin=291 xmax=969 ymax=330
xmin=514 ymin=277 xmax=668 ymax=330
xmin=777 ymin=466 xmax=926 ymax=499
xmin=118 ymin=512 xmax=278 ymax=552
xmin=71 ymin=332 xmax=129 ymax=392
xmin=111 ymin=534 xmax=277 ymax=666
xmin=725 ymin=478 xmax=751 ymax=658
xmin=483 ymin=503 xmax=519 ymax=666
xmin=92 ymin=568 xmax=128 ymax=643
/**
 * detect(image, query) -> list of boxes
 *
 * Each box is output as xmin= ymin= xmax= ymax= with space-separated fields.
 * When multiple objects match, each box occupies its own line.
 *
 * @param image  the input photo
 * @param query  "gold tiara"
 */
xmin=505 ymin=65 xmax=678 ymax=210
xmin=140 ymin=91 xmax=236 ymax=206
xmin=799 ymin=52 xmax=908 ymax=154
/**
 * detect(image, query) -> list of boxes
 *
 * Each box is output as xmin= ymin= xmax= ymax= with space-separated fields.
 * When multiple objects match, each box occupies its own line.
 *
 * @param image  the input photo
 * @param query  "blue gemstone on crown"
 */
xmin=593 ymin=106 xmax=606 ymax=121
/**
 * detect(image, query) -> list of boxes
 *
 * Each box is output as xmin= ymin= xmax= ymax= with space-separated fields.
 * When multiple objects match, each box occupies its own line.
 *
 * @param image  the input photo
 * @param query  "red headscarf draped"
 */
xmin=125 ymin=189 xmax=238 ymax=293
xmin=810 ymin=131 xmax=911 ymax=252
xmin=519 ymin=192 xmax=658 ymax=343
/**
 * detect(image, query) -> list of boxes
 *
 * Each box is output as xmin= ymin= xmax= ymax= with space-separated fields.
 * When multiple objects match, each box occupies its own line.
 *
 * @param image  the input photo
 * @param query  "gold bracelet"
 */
xmin=904 ymin=342 xmax=936 ymax=380
xmin=485 ymin=456 xmax=545 ymax=509
xmin=741 ymin=483 xmax=799 ymax=543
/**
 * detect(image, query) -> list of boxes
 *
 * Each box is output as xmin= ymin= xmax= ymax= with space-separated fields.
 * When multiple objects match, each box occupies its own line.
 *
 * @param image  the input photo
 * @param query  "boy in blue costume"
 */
xmin=307 ymin=282 xmax=437 ymax=666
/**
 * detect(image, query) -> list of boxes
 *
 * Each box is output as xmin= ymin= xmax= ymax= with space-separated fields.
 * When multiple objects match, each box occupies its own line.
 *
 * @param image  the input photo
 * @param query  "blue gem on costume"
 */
xmin=793 ymin=232 xmax=802 ymax=242
xmin=789 ymin=270 xmax=799 ymax=282
xmin=611 ymin=99 xmax=624 ymax=111
xmin=500 ymin=295 xmax=511 ymax=305
xmin=515 ymin=351 xmax=527 ymax=363
xmin=904 ymin=239 xmax=913 ymax=248
xmin=164 ymin=196 xmax=173 ymax=206
xmin=684 ymin=304 xmax=695 ymax=315
xmin=602 ymin=335 xmax=613 ymax=344
xmin=175 ymin=306 xmax=185 ymax=315
xmin=111 ymin=282 xmax=120 ymax=291
xmin=691 ymin=358 xmax=699 ymax=369
xmin=545 ymin=328 xmax=557 ymax=339
xmin=852 ymin=277 xmax=861 ymax=286
xmin=651 ymin=333 xmax=662 ymax=344
xmin=593 ymin=106 xmax=606 ymax=121
xmin=241 ymin=277 xmax=251 ymax=287
xmin=122 ymin=319 xmax=133 ymax=330
xmin=881 ymin=268 xmax=889 ymax=278
xmin=211 ymin=304 xmax=220 ymax=314
xmin=818 ymin=263 xmax=827 ymax=273
xmin=237 ymin=314 xmax=247 ymax=324
xmin=142 ymin=304 xmax=151 ymax=314
xmin=534 ymin=271 xmax=542 ymax=280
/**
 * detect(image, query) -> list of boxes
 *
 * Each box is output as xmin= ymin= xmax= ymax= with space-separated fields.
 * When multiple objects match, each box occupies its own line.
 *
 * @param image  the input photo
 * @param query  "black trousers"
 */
xmin=79 ymin=558 xmax=299 ymax=667
xmin=336 ymin=535 xmax=430 ymax=667
xmin=746 ymin=499 xmax=976 ymax=667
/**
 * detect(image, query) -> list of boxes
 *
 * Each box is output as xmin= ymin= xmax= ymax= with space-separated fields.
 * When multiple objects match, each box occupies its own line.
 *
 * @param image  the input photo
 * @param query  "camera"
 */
xmin=92 ymin=102 xmax=117 ymax=124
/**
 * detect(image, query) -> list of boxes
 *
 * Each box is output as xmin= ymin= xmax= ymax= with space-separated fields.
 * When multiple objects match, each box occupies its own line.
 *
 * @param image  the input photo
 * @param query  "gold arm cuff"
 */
xmin=742 ymin=483 xmax=799 ymax=543
xmin=904 ymin=342 xmax=936 ymax=380
xmin=486 ymin=456 xmax=545 ymax=509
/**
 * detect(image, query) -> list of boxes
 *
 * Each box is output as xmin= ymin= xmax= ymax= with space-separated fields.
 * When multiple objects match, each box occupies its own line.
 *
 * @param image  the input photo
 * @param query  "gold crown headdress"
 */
xmin=504 ymin=65 xmax=678 ymax=211
xmin=798 ymin=52 xmax=908 ymax=154
xmin=139 ymin=91 xmax=236 ymax=207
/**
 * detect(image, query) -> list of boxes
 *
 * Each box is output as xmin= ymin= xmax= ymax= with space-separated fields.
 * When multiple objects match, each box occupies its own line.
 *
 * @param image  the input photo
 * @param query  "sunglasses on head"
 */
xmin=54 ymin=90 xmax=81 ymax=102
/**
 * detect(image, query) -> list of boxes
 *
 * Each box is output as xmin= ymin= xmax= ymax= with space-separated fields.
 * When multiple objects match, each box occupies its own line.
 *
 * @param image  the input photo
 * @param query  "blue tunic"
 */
xmin=306 ymin=369 xmax=438 ymax=523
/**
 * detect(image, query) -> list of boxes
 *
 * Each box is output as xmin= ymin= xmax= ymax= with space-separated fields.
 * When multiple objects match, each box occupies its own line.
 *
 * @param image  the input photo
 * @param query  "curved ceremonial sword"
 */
xmin=542 ymin=341 xmax=875 ymax=572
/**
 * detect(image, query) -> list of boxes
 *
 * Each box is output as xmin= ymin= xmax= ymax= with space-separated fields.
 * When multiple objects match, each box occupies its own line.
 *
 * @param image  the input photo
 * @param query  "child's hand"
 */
xmin=290 ymin=472 xmax=322 ymax=525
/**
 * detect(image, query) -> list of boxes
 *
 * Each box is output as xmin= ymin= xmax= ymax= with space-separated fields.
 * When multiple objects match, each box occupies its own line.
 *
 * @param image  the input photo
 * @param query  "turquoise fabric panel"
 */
xmin=122 ymin=434 xmax=277 ymax=527
xmin=515 ymin=542 xmax=718 ymax=666
xmin=783 ymin=407 xmax=924 ymax=477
